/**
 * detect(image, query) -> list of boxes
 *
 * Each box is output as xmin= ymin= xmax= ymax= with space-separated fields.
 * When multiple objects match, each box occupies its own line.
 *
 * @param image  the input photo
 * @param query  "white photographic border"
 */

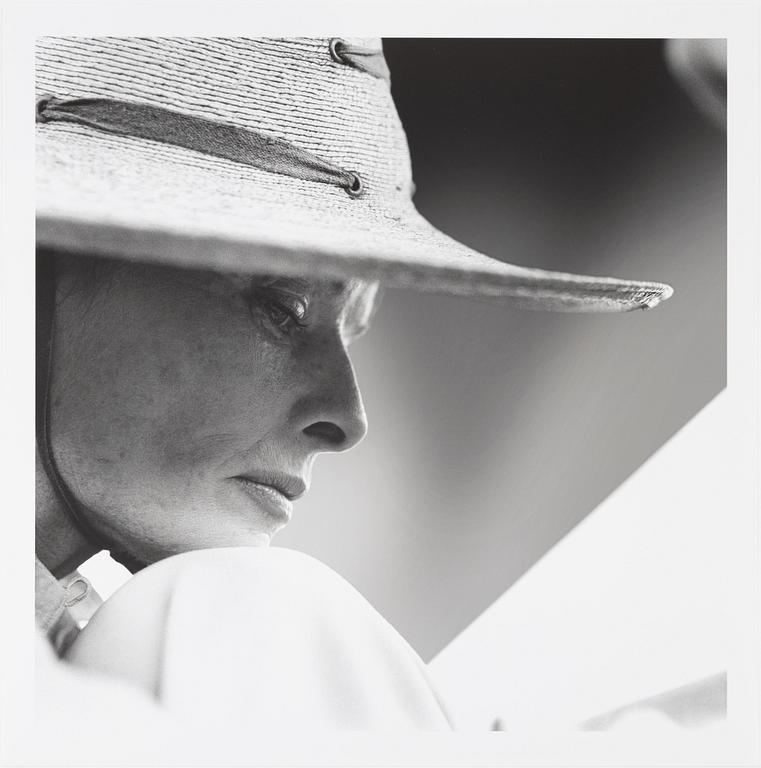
xmin=1 ymin=1 xmax=758 ymax=765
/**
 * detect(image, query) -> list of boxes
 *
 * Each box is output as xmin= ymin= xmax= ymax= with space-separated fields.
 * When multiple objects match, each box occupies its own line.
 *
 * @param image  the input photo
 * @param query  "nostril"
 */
xmin=303 ymin=421 xmax=347 ymax=448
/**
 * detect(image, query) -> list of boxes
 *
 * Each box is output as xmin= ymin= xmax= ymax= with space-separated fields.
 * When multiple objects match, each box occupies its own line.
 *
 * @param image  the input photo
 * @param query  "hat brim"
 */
xmin=36 ymin=123 xmax=673 ymax=312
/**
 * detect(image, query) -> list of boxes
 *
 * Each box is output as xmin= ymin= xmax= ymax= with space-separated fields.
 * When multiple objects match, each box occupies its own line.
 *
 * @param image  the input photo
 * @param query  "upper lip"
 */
xmin=233 ymin=472 xmax=307 ymax=501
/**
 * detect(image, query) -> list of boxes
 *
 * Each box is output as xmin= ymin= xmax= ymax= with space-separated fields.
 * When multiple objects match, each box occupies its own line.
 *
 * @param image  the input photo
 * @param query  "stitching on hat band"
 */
xmin=36 ymin=95 xmax=364 ymax=196
xmin=329 ymin=39 xmax=391 ymax=82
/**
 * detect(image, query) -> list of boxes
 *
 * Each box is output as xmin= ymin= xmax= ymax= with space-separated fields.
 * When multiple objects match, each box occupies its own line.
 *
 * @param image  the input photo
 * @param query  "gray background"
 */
xmin=278 ymin=39 xmax=726 ymax=662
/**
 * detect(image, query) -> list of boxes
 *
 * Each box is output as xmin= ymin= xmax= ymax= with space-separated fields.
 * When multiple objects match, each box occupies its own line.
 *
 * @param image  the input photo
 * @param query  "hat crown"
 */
xmin=35 ymin=37 xmax=415 ymax=205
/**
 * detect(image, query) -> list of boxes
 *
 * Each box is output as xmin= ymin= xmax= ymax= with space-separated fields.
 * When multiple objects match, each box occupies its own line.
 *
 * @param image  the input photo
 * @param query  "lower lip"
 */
xmin=232 ymin=478 xmax=293 ymax=522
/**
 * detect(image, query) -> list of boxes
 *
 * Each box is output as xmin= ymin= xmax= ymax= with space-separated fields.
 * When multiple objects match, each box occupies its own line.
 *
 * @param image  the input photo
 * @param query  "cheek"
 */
xmin=155 ymin=333 xmax=293 ymax=474
xmin=55 ymin=296 xmax=233 ymax=476
xmin=118 ymin=325 xmax=301 ymax=487
xmin=53 ymin=276 xmax=310 ymax=525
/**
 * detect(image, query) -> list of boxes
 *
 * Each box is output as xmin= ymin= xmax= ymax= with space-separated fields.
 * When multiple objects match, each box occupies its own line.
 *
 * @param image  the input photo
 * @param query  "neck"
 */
xmin=36 ymin=448 xmax=98 ymax=578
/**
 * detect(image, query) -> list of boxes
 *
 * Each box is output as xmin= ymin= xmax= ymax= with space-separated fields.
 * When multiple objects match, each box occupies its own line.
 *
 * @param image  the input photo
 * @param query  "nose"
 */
xmin=292 ymin=340 xmax=368 ymax=453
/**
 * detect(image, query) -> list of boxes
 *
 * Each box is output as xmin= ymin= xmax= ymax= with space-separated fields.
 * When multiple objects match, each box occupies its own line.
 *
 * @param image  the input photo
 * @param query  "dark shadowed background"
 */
xmin=264 ymin=39 xmax=725 ymax=661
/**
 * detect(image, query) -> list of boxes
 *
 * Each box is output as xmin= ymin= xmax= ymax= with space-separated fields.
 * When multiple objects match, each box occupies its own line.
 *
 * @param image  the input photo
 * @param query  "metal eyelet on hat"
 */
xmin=36 ymin=94 xmax=55 ymax=122
xmin=329 ymin=38 xmax=348 ymax=64
xmin=345 ymin=171 xmax=364 ymax=198
xmin=328 ymin=38 xmax=391 ymax=82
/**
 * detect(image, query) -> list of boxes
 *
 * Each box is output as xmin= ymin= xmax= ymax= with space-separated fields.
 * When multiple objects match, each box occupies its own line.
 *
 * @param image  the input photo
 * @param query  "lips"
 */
xmin=230 ymin=472 xmax=307 ymax=522
xmin=234 ymin=472 xmax=307 ymax=501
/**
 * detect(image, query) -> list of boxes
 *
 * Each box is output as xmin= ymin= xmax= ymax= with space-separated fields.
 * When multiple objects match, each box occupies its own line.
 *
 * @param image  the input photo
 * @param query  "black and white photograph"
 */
xmin=1 ymin=2 xmax=759 ymax=767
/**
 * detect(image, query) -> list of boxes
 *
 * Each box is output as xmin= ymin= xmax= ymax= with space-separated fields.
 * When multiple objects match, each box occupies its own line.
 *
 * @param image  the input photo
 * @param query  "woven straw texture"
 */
xmin=36 ymin=37 xmax=673 ymax=311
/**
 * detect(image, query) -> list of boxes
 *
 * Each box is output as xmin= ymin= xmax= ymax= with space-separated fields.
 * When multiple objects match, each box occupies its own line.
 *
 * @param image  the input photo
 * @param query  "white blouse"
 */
xmin=36 ymin=545 xmax=453 ymax=754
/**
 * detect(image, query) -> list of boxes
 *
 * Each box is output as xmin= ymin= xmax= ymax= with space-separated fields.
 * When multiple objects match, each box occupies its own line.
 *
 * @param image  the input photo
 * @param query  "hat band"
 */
xmin=36 ymin=95 xmax=364 ymax=197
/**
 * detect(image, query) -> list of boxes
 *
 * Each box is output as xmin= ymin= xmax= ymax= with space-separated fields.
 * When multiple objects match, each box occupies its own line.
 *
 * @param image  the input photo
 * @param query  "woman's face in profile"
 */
xmin=50 ymin=258 xmax=379 ymax=564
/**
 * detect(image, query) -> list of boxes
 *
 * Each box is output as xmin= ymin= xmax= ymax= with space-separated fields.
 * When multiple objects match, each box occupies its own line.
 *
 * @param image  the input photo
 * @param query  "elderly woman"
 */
xmin=34 ymin=37 xmax=672 ymax=742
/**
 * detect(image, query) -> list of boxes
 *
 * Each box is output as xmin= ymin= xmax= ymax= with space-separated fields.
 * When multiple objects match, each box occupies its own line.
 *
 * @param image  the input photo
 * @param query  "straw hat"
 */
xmin=35 ymin=36 xmax=673 ymax=312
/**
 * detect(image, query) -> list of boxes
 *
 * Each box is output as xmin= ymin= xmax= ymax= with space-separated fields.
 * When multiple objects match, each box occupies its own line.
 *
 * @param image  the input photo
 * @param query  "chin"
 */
xmin=129 ymin=497 xmax=287 ymax=561
xmin=135 ymin=532 xmax=272 ymax=567
xmin=184 ymin=523 xmax=275 ymax=553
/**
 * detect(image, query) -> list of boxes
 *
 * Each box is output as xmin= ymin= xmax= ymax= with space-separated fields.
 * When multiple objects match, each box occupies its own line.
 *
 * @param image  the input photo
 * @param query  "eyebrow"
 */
xmin=256 ymin=275 xmax=351 ymax=298
xmin=258 ymin=275 xmax=311 ymax=293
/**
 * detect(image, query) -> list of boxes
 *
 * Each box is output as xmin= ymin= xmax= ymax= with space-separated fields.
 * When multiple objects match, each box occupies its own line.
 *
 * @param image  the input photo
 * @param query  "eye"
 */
xmin=266 ymin=297 xmax=307 ymax=329
xmin=250 ymin=286 xmax=309 ymax=332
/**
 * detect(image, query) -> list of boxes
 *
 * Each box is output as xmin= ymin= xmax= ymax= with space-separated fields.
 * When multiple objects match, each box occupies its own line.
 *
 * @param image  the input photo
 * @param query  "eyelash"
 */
xmin=249 ymin=287 xmax=309 ymax=332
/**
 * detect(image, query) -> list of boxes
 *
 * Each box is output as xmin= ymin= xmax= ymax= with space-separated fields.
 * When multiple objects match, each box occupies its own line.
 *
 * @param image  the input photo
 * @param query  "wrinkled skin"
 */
xmin=48 ymin=256 xmax=378 ymax=566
